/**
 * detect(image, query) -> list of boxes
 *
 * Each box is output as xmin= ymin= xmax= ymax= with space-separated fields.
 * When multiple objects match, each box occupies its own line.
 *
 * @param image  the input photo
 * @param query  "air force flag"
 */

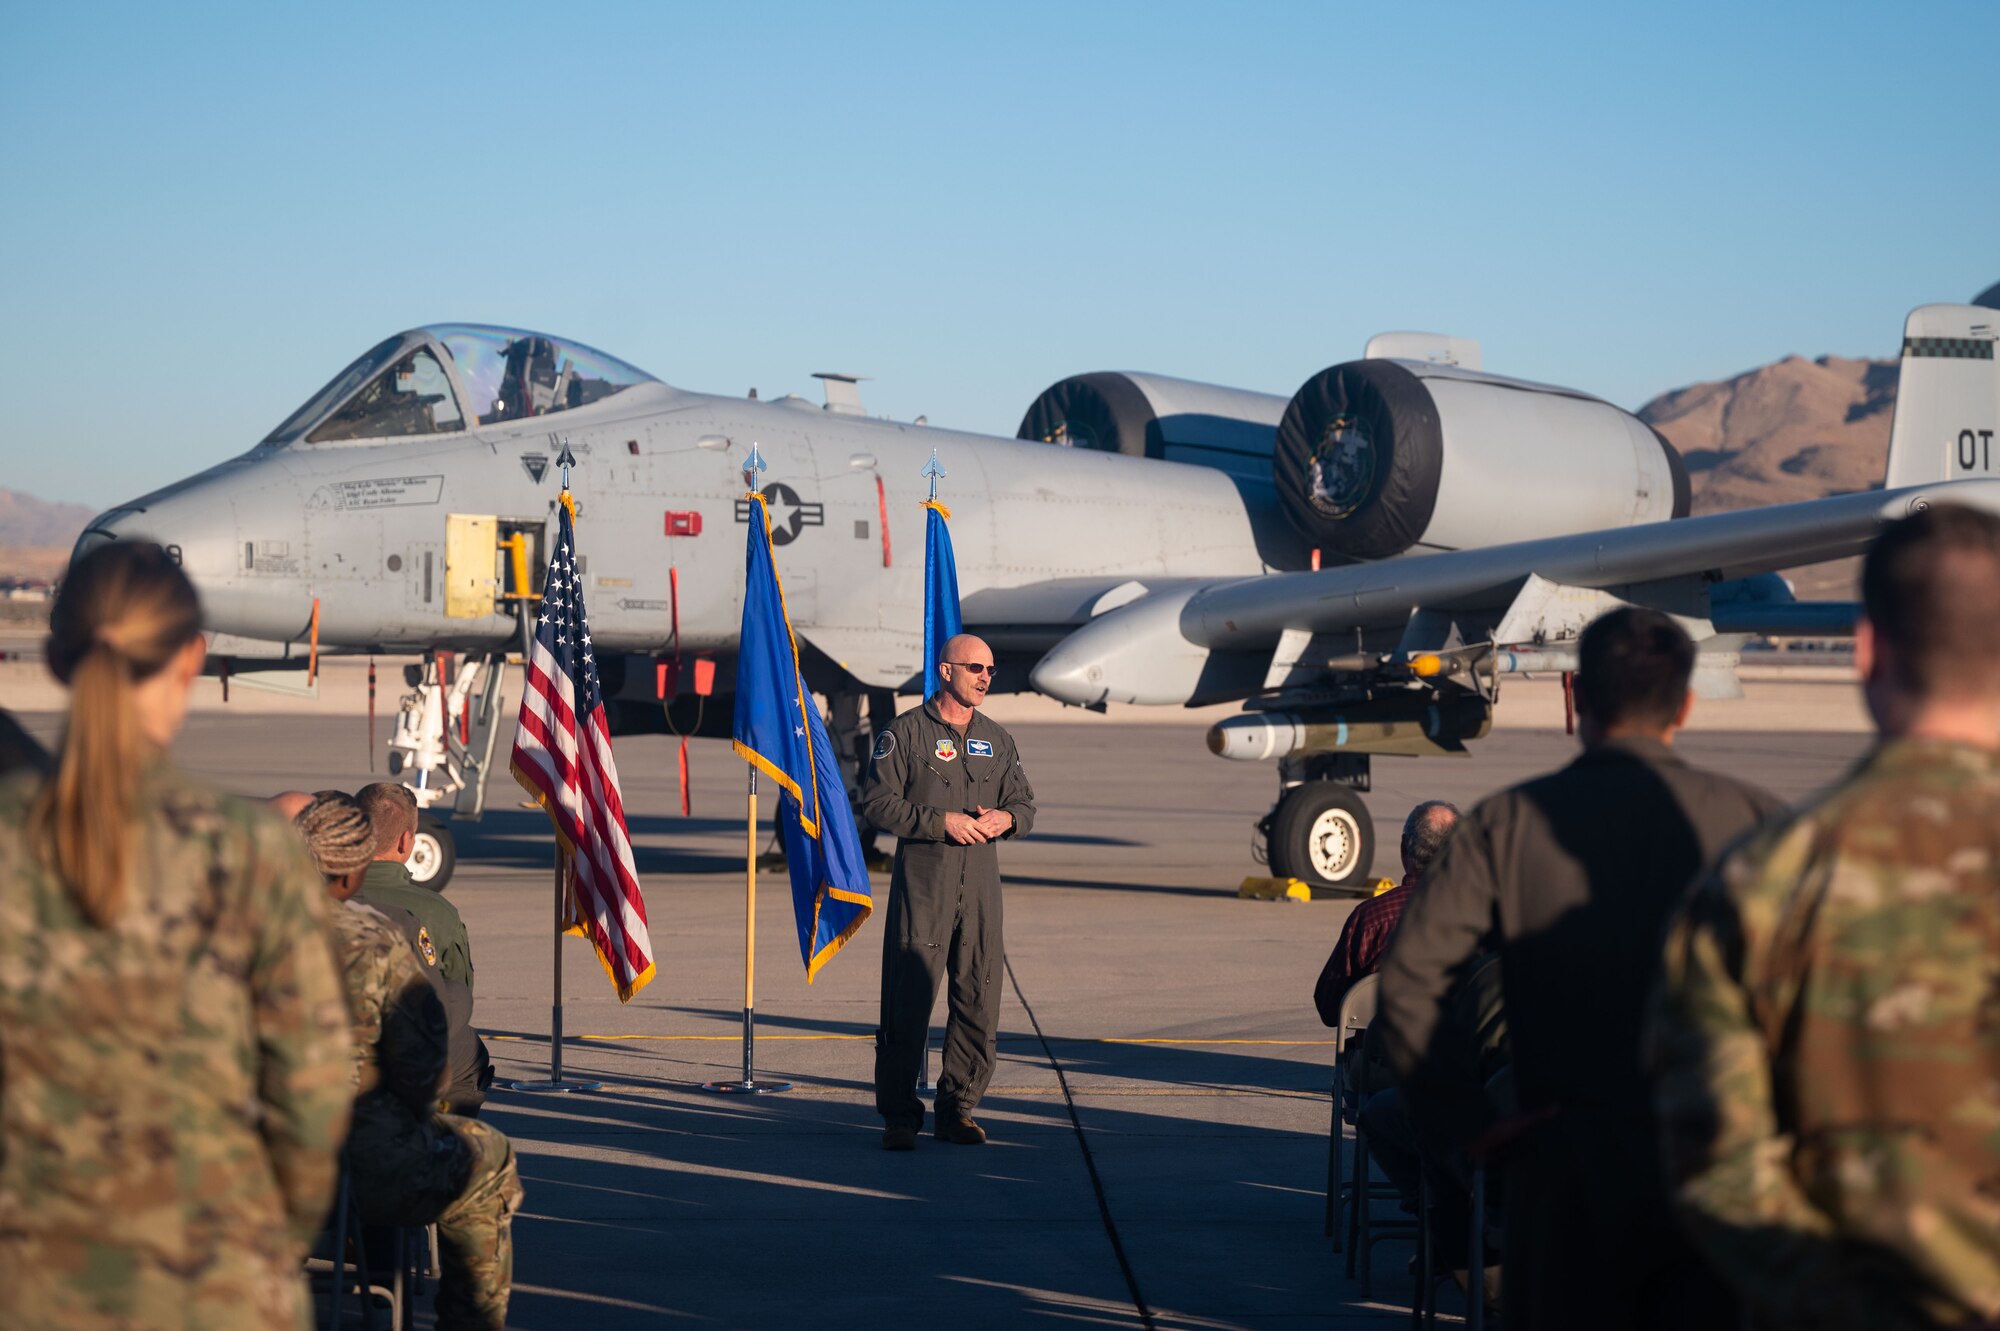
xmin=922 ymin=500 xmax=963 ymax=698
xmin=732 ymin=492 xmax=874 ymax=980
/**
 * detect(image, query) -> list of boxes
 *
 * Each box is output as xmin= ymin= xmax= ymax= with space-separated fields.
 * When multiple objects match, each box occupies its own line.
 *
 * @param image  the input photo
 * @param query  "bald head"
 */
xmin=936 ymin=634 xmax=995 ymax=714
xmin=268 ymin=790 xmax=314 ymax=821
xmin=940 ymin=633 xmax=989 ymax=663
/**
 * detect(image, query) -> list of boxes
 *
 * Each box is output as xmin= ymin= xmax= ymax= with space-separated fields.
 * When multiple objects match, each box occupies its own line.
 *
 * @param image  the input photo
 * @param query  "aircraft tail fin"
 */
xmin=1883 ymin=304 xmax=2000 ymax=488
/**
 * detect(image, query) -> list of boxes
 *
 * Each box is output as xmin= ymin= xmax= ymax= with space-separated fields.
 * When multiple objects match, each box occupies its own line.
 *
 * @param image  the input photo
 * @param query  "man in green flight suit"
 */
xmin=1655 ymin=504 xmax=2000 ymax=1330
xmin=354 ymin=781 xmax=491 ymax=1115
xmin=356 ymin=783 xmax=474 ymax=989
xmin=863 ymin=634 xmax=1036 ymax=1151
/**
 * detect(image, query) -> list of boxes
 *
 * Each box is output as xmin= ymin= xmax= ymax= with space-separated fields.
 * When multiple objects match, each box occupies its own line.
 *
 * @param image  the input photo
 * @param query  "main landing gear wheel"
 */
xmin=408 ymin=812 xmax=457 ymax=890
xmin=1267 ymin=781 xmax=1377 ymax=894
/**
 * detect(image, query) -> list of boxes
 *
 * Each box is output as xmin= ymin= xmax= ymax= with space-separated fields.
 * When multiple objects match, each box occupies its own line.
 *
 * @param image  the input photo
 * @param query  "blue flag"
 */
xmin=732 ymin=493 xmax=873 ymax=981
xmin=922 ymin=500 xmax=963 ymax=699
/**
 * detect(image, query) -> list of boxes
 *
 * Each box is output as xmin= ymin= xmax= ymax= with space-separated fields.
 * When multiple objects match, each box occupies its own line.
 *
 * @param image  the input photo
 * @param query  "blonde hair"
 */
xmin=295 ymin=793 xmax=378 ymax=879
xmin=30 ymin=542 xmax=202 ymax=927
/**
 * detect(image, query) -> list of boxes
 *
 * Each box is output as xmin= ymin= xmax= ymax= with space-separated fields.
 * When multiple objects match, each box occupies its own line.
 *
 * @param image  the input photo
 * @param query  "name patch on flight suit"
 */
xmin=966 ymin=739 xmax=993 ymax=757
xmin=935 ymin=738 xmax=958 ymax=762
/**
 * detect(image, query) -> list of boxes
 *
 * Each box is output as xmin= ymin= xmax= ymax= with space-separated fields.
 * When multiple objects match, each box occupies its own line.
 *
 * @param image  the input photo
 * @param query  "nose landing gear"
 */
xmin=385 ymin=650 xmax=509 ymax=890
xmin=1259 ymin=754 xmax=1379 ymax=895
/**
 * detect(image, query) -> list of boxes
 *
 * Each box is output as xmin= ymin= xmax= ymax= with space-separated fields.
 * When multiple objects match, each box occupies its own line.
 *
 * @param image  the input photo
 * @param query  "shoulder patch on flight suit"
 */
xmin=873 ymin=730 xmax=896 ymax=760
xmin=934 ymin=738 xmax=958 ymax=762
xmin=417 ymin=925 xmax=438 ymax=967
xmin=966 ymin=739 xmax=993 ymax=757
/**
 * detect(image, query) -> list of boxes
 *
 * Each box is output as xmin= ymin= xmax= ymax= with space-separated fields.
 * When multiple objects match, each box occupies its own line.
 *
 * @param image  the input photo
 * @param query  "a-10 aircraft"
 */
xmin=76 ymin=306 xmax=2000 ymax=890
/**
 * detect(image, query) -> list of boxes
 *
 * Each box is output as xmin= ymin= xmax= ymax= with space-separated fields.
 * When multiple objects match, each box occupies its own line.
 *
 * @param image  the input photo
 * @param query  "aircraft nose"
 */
xmin=70 ymin=475 xmax=294 ymax=637
xmin=71 ymin=507 xmax=140 ymax=563
xmin=75 ymin=488 xmax=234 ymax=584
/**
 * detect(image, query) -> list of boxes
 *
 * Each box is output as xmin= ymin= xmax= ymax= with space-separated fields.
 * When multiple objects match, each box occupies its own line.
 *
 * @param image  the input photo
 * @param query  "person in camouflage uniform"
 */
xmin=351 ymin=782 xmax=491 ymax=1115
xmin=292 ymin=791 xmax=524 ymax=1319
xmin=0 ymin=542 xmax=355 ymax=1331
xmin=294 ymin=795 xmax=521 ymax=1331
xmin=1655 ymin=504 xmax=2000 ymax=1330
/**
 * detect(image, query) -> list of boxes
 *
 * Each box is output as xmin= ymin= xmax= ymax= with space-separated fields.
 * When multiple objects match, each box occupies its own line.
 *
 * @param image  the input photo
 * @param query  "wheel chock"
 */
xmin=1237 ymin=876 xmax=1400 ymax=901
xmin=1238 ymin=876 xmax=1313 ymax=902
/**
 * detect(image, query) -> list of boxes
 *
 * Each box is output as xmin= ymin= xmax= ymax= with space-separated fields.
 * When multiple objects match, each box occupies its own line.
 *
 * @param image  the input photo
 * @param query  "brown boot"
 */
xmin=881 ymin=1125 xmax=917 ymax=1151
xmin=934 ymin=1114 xmax=987 ymax=1145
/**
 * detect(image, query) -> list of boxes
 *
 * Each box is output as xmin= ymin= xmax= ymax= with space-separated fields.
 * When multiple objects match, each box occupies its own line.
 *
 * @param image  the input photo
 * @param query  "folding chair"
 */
xmin=1344 ymin=1025 xmax=1420 ymax=1297
xmin=1460 ymin=1068 xmax=1542 ymax=1331
xmin=1325 ymin=973 xmax=1378 ymax=1243
xmin=307 ymin=1153 xmax=426 ymax=1330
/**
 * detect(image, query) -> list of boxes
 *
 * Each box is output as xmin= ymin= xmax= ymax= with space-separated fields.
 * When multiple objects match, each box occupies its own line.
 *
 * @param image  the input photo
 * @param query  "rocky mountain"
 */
xmin=0 ymin=488 xmax=96 ymax=584
xmin=1640 ymin=355 xmax=1897 ymax=513
xmin=1637 ymin=355 xmax=1899 ymax=599
xmin=0 ymin=488 xmax=95 ymax=549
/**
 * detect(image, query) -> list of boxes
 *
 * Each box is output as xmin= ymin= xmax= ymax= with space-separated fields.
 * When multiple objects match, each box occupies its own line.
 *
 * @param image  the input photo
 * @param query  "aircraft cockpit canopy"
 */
xmin=260 ymin=324 xmax=659 ymax=446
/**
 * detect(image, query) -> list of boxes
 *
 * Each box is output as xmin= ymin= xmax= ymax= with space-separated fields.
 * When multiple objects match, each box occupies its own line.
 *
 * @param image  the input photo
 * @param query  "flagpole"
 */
xmin=499 ymin=825 xmax=604 ymax=1090
xmin=550 ymin=850 xmax=566 ymax=1082
xmin=706 ymin=448 xmax=791 ymax=1095
xmin=502 ymin=443 xmax=602 ymax=1095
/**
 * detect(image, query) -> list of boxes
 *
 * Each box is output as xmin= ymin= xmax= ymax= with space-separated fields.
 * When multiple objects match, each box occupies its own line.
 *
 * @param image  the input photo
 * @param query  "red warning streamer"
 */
xmin=877 ymin=474 xmax=891 ymax=568
xmin=670 ymin=566 xmax=691 ymax=817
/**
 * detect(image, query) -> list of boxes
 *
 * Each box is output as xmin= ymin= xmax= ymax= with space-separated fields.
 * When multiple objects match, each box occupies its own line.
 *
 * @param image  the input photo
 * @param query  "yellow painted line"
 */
xmin=491 ymin=1033 xmax=1331 ymax=1046
xmin=994 ymin=1088 xmax=1323 ymax=1099
xmin=581 ymin=1033 xmax=873 ymax=1042
xmin=488 ymin=1034 xmax=868 ymax=1042
xmin=1098 ymin=1038 xmax=1335 ymax=1046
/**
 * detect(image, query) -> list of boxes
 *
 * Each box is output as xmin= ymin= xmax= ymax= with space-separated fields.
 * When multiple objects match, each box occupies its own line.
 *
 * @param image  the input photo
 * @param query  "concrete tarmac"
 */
xmin=10 ymin=696 xmax=1871 ymax=1329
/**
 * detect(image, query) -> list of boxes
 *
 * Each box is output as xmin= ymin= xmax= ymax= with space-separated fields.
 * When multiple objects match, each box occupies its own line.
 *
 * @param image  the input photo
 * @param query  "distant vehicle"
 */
xmin=79 ymin=306 xmax=1997 ymax=890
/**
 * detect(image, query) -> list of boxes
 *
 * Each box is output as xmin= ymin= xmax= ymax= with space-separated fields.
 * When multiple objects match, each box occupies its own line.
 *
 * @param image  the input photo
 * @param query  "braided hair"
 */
xmin=294 ymin=792 xmax=377 ymax=881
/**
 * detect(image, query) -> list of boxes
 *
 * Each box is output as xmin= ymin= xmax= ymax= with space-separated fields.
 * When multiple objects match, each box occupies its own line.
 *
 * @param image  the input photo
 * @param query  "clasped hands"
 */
xmin=944 ymin=806 xmax=1012 ymax=845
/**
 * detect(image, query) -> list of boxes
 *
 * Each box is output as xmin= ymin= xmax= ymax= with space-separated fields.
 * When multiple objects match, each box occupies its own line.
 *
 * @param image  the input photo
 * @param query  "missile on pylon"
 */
xmin=1207 ymin=694 xmax=1492 ymax=761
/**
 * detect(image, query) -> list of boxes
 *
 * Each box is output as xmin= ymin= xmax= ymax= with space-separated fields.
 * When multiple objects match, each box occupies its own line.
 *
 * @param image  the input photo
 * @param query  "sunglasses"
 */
xmin=944 ymin=661 xmax=995 ymax=676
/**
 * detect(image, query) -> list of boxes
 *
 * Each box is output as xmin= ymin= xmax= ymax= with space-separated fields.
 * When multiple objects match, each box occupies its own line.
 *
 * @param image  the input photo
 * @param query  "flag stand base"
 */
xmin=700 ymin=1079 xmax=793 ymax=1094
xmin=499 ymin=1078 xmax=602 ymax=1094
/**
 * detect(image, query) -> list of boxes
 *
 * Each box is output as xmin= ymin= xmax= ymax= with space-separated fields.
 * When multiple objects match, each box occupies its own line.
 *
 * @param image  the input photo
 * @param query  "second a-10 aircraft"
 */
xmin=78 ymin=306 xmax=2000 ymax=888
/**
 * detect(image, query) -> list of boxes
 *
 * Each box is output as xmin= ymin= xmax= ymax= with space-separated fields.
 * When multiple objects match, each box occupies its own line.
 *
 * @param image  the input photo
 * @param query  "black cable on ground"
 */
xmin=1003 ymin=954 xmax=1156 ymax=1331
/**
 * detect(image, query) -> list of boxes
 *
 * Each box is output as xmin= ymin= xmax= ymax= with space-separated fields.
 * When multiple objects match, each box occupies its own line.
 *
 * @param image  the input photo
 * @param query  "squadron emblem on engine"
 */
xmin=1309 ymin=413 xmax=1375 ymax=519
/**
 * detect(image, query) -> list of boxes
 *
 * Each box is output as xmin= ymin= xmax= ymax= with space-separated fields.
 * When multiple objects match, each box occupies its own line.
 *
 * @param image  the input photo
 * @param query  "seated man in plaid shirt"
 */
xmin=1313 ymin=800 xmax=1460 ymax=1026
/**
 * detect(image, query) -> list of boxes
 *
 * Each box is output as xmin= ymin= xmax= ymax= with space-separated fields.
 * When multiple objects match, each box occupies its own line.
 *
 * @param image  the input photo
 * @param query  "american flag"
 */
xmin=510 ymin=498 xmax=656 ymax=1001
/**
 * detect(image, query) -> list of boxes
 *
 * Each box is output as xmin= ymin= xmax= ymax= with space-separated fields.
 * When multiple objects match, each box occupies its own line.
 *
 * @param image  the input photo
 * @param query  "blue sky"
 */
xmin=2 ymin=1 xmax=1993 ymax=509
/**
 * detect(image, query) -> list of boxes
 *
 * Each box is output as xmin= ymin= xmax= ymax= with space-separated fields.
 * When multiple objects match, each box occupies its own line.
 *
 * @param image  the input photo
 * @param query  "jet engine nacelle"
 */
xmin=1017 ymin=371 xmax=1289 ymax=483
xmin=1274 ymin=360 xmax=1690 ymax=562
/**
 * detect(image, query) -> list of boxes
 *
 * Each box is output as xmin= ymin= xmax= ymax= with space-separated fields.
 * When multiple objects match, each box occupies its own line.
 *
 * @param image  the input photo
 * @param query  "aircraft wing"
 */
xmin=1030 ymin=478 xmax=2000 ymax=706
xmin=801 ymin=576 xmax=1222 ymax=692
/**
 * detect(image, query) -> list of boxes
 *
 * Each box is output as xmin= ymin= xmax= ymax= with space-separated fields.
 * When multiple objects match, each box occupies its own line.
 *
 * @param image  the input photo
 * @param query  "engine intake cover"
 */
xmin=1018 ymin=371 xmax=1288 ymax=483
xmin=1274 ymin=359 xmax=1690 ymax=562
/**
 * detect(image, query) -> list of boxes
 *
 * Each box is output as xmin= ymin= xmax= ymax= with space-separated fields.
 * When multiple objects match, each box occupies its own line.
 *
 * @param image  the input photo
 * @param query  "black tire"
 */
xmin=408 ymin=813 xmax=457 ymax=890
xmin=1268 ymin=782 xmax=1376 ymax=893
xmin=1016 ymin=371 xmax=1159 ymax=458
xmin=1274 ymin=359 xmax=1443 ymax=561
